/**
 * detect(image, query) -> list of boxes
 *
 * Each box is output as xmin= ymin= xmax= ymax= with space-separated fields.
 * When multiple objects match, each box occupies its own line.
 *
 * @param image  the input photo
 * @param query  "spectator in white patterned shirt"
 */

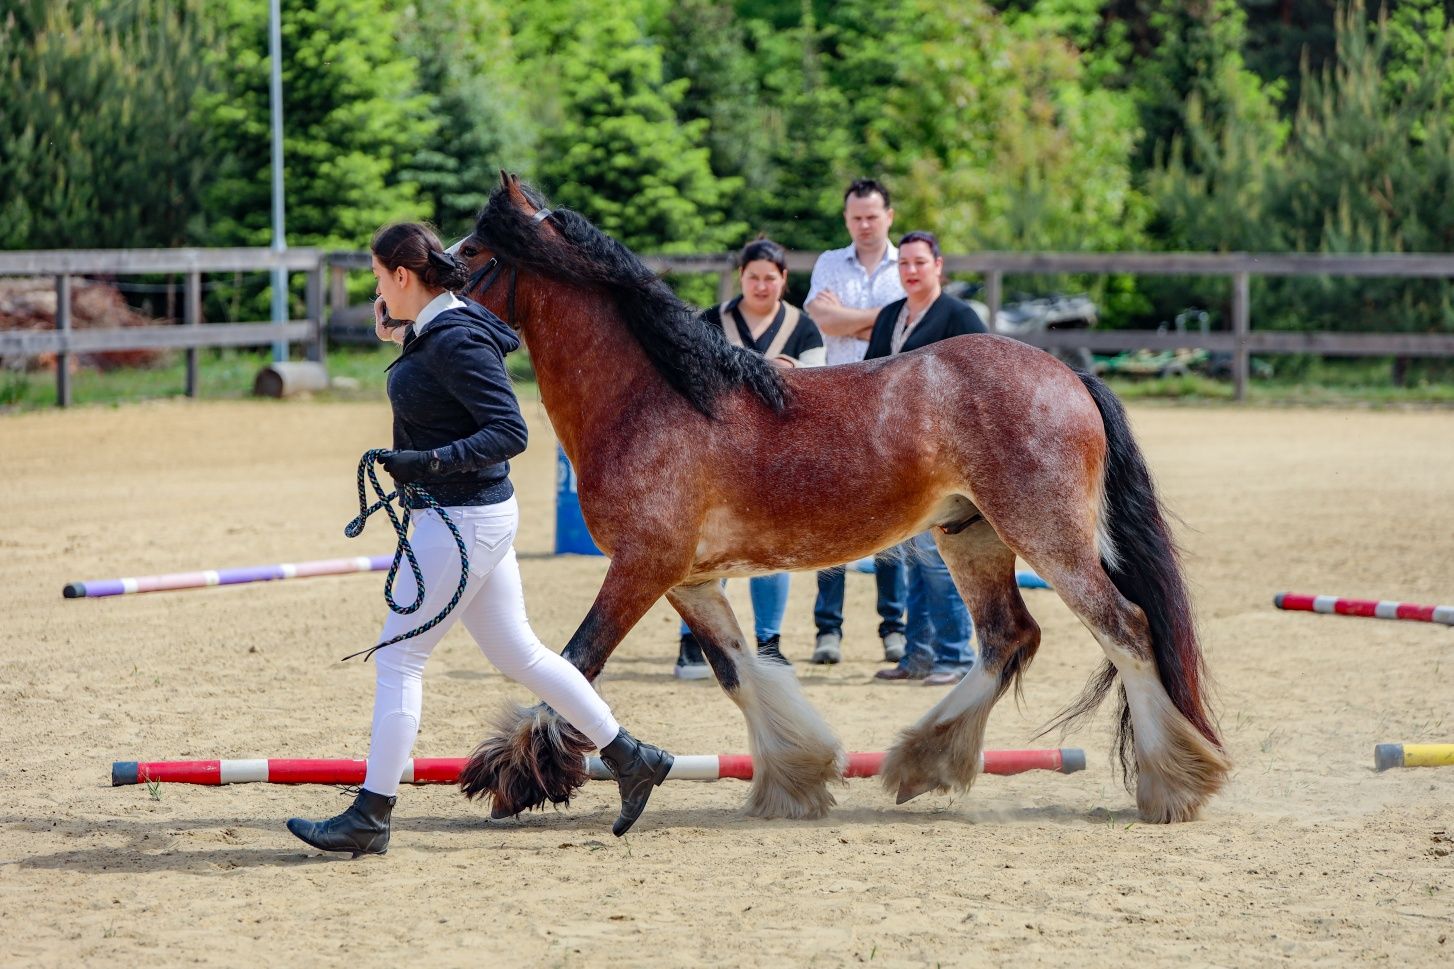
xmin=802 ymin=179 xmax=909 ymax=667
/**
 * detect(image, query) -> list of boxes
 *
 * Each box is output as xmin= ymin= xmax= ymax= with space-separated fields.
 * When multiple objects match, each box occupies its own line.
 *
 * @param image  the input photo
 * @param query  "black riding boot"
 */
xmin=756 ymin=633 xmax=792 ymax=667
xmin=598 ymin=729 xmax=674 ymax=837
xmin=286 ymin=788 xmax=395 ymax=857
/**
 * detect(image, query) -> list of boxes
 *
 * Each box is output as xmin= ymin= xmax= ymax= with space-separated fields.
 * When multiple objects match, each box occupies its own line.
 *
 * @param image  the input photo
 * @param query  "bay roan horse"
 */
xmin=453 ymin=173 xmax=1229 ymax=824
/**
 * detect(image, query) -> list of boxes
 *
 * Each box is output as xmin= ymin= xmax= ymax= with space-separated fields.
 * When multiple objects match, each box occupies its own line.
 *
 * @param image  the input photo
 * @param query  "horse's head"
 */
xmin=448 ymin=171 xmax=555 ymax=330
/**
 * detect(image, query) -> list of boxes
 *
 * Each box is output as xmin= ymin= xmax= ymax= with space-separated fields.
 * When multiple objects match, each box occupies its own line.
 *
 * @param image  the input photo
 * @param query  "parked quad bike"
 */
xmin=945 ymin=282 xmax=1098 ymax=371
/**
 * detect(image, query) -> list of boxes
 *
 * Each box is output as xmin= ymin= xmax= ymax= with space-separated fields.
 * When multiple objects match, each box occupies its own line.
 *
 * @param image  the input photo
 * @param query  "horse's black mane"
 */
xmin=473 ymin=182 xmax=789 ymax=418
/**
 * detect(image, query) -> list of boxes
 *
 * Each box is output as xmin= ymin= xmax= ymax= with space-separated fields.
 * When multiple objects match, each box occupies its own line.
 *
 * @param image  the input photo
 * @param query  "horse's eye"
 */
xmin=462 ymin=244 xmax=479 ymax=258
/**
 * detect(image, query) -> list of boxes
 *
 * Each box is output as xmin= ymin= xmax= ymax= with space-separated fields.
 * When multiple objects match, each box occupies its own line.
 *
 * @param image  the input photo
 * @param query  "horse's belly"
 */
xmin=690 ymin=499 xmax=940 ymax=577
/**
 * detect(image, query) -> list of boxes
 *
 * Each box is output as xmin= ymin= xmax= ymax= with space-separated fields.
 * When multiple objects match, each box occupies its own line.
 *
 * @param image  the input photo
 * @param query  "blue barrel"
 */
xmin=555 ymin=445 xmax=602 ymax=556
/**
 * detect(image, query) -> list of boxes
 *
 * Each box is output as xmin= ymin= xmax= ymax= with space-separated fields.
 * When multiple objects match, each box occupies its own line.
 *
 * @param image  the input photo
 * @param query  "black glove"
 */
xmin=380 ymin=449 xmax=443 ymax=484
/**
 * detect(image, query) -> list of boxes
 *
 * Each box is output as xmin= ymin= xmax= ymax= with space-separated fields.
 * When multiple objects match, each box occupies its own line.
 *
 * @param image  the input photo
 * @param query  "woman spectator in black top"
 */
xmin=286 ymin=222 xmax=674 ymax=856
xmin=866 ymin=230 xmax=986 ymax=686
xmin=673 ymin=239 xmax=824 ymax=678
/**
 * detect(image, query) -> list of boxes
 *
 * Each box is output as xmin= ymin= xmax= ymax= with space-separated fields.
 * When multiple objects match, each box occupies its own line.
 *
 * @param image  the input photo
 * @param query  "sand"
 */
xmin=2 ymin=397 xmax=1451 ymax=968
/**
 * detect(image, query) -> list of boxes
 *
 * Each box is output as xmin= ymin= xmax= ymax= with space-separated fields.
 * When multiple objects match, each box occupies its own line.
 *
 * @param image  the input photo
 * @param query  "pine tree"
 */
xmin=660 ymin=0 xmax=773 ymax=234
xmin=751 ymin=0 xmax=856 ymax=250
xmin=0 ymin=0 xmax=215 ymax=249
xmin=1132 ymin=1 xmax=1283 ymax=174
xmin=197 ymin=0 xmax=433 ymax=251
xmin=1268 ymin=1 xmax=1454 ymax=337
xmin=396 ymin=0 xmax=536 ymax=236
xmin=523 ymin=0 xmax=744 ymax=253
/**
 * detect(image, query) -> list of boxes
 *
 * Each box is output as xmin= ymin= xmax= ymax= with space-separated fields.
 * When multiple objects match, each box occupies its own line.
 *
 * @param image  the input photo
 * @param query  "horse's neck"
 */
xmin=522 ymin=300 xmax=657 ymax=462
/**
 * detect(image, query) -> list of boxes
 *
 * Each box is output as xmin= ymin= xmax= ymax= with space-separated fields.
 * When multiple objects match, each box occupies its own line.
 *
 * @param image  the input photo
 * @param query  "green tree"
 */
xmin=198 ymin=0 xmax=433 ymax=251
xmin=1267 ymin=2 xmax=1454 ymax=338
xmin=749 ymin=0 xmax=856 ymax=249
xmin=0 ymin=0 xmax=215 ymax=249
xmin=396 ymin=0 xmax=536 ymax=237
xmin=876 ymin=0 xmax=1145 ymax=254
xmin=522 ymin=0 xmax=744 ymax=253
xmin=1131 ymin=1 xmax=1283 ymax=174
xmin=660 ymin=0 xmax=773 ymax=236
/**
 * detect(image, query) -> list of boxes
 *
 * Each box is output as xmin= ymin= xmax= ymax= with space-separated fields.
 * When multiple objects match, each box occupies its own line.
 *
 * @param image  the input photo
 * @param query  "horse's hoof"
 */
xmin=896 ymin=779 xmax=935 ymax=804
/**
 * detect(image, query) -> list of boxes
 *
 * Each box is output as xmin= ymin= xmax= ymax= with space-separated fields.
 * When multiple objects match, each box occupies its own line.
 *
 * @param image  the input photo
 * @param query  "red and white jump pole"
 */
xmin=64 ymin=554 xmax=394 ymax=599
xmin=112 ymin=749 xmax=1085 ymax=787
xmin=1274 ymin=592 xmax=1454 ymax=626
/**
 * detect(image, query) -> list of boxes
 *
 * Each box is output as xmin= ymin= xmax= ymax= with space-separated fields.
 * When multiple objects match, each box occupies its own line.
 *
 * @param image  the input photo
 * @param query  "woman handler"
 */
xmin=287 ymin=222 xmax=674 ymax=856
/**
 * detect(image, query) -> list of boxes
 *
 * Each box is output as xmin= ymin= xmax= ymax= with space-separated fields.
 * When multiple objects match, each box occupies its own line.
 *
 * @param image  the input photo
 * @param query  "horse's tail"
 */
xmin=1050 ymin=371 xmax=1222 ymax=783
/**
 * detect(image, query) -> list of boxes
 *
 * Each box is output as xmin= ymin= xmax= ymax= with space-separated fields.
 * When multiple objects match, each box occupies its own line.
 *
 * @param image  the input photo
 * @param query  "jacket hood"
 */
xmin=426 ymin=298 xmax=521 ymax=355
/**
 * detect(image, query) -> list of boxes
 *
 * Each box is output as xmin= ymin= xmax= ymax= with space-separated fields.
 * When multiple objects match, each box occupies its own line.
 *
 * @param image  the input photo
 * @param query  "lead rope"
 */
xmin=340 ymin=448 xmax=470 ymax=662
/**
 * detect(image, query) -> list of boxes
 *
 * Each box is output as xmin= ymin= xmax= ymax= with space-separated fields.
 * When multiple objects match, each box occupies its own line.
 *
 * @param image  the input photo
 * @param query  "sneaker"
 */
xmin=873 ymin=664 xmax=928 ymax=681
xmin=757 ymin=634 xmax=792 ymax=667
xmin=810 ymin=631 xmax=842 ymax=665
xmin=881 ymin=631 xmax=907 ymax=663
xmin=673 ymin=634 xmax=711 ymax=680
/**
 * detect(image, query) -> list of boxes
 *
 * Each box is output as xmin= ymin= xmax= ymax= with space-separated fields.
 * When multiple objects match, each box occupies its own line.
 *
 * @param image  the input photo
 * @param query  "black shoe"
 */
xmin=757 ymin=634 xmax=792 ymax=667
xmin=598 ymin=729 xmax=674 ymax=837
xmin=674 ymin=633 xmax=710 ymax=681
xmin=286 ymin=788 xmax=395 ymax=857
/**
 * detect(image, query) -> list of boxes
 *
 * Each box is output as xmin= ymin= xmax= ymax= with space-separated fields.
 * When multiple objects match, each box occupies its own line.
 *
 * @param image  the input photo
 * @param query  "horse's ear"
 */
xmin=499 ymin=169 xmax=511 ymax=189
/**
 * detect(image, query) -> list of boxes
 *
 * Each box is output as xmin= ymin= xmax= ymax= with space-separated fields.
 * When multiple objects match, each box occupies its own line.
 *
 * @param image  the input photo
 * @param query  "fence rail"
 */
xmin=1 ymin=247 xmax=325 ymax=406
xmin=626 ymin=249 xmax=1454 ymax=399
xmin=5 ymin=246 xmax=1454 ymax=407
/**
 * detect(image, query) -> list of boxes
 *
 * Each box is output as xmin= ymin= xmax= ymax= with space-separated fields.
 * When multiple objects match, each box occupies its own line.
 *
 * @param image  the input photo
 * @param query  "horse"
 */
xmin=450 ymin=172 xmax=1229 ymax=824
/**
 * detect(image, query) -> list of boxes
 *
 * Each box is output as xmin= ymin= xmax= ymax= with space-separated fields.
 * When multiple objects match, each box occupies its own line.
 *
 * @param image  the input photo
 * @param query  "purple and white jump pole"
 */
xmin=63 ymin=554 xmax=394 ymax=599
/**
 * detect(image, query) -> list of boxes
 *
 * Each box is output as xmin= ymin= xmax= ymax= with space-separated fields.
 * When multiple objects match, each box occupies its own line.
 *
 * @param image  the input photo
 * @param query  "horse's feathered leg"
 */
xmin=668 ymin=581 xmax=845 ymax=820
xmin=460 ymin=560 xmax=673 ymax=818
xmin=881 ymin=526 xmax=1040 ymax=804
xmin=1027 ymin=372 xmax=1228 ymax=823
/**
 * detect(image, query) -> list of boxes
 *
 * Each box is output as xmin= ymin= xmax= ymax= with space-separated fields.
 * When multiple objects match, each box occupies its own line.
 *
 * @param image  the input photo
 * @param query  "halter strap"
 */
xmin=530 ymin=208 xmax=553 ymax=225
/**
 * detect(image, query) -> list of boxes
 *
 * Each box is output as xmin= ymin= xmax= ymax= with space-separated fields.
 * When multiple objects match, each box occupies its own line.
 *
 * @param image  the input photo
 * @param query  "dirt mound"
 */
xmin=0 ymin=276 xmax=170 ymax=370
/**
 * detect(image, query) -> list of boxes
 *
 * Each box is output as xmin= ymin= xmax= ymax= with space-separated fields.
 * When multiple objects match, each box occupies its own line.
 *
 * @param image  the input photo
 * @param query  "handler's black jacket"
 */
xmin=386 ymin=298 xmax=526 ymax=508
xmin=864 ymin=292 xmax=987 ymax=360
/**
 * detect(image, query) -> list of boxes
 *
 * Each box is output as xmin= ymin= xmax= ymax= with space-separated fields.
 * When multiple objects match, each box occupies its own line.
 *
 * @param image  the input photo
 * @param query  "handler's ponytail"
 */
xmin=371 ymin=222 xmax=467 ymax=293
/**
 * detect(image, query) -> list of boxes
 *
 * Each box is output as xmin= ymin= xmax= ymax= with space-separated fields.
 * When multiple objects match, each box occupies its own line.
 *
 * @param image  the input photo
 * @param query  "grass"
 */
xmin=2 ymin=346 xmax=1450 ymax=412
xmin=1 ymin=345 xmax=539 ymax=411
xmin=1105 ymin=356 xmax=1454 ymax=405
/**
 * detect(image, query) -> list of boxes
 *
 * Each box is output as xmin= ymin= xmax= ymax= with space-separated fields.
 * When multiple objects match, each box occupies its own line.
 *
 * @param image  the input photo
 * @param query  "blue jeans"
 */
xmin=899 ymin=531 xmax=975 ymax=674
xmin=679 ymin=573 xmax=791 ymax=642
xmin=814 ymin=545 xmax=907 ymax=638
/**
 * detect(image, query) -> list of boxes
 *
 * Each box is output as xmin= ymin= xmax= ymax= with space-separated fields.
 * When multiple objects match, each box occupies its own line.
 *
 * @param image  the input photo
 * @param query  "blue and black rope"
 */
xmin=340 ymin=448 xmax=469 ymax=662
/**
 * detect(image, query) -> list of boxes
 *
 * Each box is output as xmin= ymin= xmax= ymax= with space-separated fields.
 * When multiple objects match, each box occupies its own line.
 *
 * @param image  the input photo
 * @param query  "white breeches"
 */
xmin=363 ymin=496 xmax=619 ymax=796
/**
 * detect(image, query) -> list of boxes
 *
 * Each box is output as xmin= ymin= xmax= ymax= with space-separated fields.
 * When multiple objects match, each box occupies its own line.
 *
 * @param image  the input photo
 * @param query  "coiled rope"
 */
xmin=340 ymin=449 xmax=469 ymax=662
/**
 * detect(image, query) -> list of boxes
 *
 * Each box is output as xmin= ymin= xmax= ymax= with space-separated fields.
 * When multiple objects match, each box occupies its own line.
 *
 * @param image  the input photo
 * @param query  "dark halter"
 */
xmin=463 ymin=207 xmax=553 ymax=329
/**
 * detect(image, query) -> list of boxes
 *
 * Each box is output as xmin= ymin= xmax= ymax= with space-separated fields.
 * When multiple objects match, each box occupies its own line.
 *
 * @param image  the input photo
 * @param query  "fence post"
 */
xmin=329 ymin=262 xmax=347 ymax=307
xmin=305 ymin=264 xmax=325 ymax=363
xmin=55 ymin=274 xmax=72 ymax=408
xmin=984 ymin=269 xmax=1002 ymax=333
xmin=716 ymin=258 xmax=735 ymax=304
xmin=184 ymin=271 xmax=201 ymax=397
xmin=1232 ymin=271 xmax=1250 ymax=401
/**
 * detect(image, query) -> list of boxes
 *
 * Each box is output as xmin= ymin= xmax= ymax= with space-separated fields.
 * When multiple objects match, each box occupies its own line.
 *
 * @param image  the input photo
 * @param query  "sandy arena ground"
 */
xmin=2 ymin=397 xmax=1451 ymax=968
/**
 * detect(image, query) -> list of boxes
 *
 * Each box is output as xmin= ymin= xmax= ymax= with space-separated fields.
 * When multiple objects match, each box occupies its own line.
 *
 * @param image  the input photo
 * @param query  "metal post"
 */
xmin=1232 ymin=271 xmax=1250 ymax=401
xmin=55 ymin=274 xmax=72 ymax=408
xmin=305 ymin=265 xmax=324 ymax=363
xmin=268 ymin=0 xmax=288 ymax=362
xmin=184 ymin=271 xmax=201 ymax=397
xmin=984 ymin=270 xmax=1002 ymax=334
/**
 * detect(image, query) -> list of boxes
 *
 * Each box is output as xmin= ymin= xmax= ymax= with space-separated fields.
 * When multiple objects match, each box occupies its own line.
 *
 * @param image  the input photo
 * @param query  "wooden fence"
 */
xmin=610 ymin=249 xmax=1454 ymax=400
xmin=0 ymin=248 xmax=324 ymax=406
xmin=7 ymin=247 xmax=1454 ymax=406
